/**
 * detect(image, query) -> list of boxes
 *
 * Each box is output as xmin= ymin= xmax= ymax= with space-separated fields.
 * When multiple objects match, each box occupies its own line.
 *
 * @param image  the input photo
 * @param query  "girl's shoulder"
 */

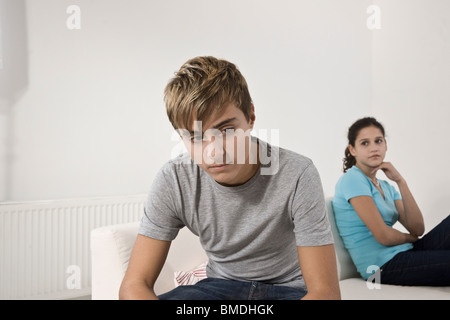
xmin=335 ymin=166 xmax=373 ymax=201
xmin=339 ymin=166 xmax=370 ymax=185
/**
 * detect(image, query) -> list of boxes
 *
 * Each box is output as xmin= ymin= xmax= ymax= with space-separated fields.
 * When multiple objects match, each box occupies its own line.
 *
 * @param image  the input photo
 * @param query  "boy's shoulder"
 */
xmin=160 ymin=152 xmax=198 ymax=178
xmin=254 ymin=138 xmax=315 ymax=180
xmin=275 ymin=144 xmax=314 ymax=174
xmin=279 ymin=145 xmax=312 ymax=166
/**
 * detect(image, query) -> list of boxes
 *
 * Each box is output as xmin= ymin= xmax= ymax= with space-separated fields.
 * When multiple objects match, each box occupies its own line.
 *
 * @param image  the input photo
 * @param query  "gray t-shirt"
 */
xmin=139 ymin=138 xmax=334 ymax=289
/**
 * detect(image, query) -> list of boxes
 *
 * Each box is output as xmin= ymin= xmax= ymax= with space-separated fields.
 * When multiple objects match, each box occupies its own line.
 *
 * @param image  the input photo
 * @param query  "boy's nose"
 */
xmin=205 ymin=139 xmax=225 ymax=164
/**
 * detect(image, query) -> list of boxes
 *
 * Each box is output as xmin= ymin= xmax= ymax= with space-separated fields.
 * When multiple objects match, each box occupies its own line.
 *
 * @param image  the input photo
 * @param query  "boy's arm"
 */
xmin=119 ymin=234 xmax=171 ymax=300
xmin=297 ymin=244 xmax=341 ymax=300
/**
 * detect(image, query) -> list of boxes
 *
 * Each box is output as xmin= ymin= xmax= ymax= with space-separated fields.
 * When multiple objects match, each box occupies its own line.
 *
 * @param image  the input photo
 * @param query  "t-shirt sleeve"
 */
xmin=291 ymin=162 xmax=334 ymax=247
xmin=339 ymin=169 xmax=373 ymax=202
xmin=138 ymin=165 xmax=185 ymax=241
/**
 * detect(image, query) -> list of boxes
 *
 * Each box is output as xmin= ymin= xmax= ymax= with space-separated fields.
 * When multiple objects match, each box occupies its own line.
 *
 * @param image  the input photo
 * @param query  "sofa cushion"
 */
xmin=340 ymin=278 xmax=450 ymax=300
xmin=174 ymin=261 xmax=208 ymax=287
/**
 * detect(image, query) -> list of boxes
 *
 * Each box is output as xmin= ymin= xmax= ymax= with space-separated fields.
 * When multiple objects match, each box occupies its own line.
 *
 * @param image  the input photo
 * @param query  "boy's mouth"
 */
xmin=208 ymin=163 xmax=230 ymax=172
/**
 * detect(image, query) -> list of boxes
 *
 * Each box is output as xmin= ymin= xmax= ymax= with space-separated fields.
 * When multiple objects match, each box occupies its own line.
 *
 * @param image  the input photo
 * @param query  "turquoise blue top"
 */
xmin=332 ymin=166 xmax=413 ymax=280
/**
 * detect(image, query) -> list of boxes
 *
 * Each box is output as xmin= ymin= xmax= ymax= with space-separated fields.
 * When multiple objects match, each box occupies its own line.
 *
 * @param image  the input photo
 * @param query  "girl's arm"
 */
xmin=350 ymin=196 xmax=418 ymax=246
xmin=372 ymin=162 xmax=425 ymax=237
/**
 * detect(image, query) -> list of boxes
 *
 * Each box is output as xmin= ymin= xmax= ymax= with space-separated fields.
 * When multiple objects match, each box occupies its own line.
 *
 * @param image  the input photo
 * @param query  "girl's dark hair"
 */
xmin=343 ymin=117 xmax=385 ymax=173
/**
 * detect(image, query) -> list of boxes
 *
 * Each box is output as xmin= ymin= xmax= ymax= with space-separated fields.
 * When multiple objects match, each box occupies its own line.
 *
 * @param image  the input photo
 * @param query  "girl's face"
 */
xmin=348 ymin=125 xmax=387 ymax=170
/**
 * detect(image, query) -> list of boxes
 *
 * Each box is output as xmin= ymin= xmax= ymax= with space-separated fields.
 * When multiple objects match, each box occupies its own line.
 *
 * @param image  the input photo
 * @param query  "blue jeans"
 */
xmin=158 ymin=278 xmax=307 ymax=300
xmin=380 ymin=215 xmax=450 ymax=286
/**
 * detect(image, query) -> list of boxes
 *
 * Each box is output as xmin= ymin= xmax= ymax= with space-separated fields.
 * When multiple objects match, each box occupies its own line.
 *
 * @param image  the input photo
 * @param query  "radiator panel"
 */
xmin=0 ymin=195 xmax=145 ymax=299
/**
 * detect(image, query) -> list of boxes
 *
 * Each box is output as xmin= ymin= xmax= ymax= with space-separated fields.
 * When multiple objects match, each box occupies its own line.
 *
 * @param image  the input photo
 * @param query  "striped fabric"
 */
xmin=174 ymin=261 xmax=208 ymax=287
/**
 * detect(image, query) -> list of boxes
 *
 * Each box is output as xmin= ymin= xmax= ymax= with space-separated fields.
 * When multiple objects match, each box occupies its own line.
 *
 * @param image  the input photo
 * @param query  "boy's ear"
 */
xmin=249 ymin=104 xmax=256 ymax=127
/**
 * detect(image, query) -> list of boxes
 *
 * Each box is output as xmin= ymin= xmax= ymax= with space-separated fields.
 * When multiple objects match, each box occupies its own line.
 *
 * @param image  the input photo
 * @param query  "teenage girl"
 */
xmin=332 ymin=117 xmax=450 ymax=286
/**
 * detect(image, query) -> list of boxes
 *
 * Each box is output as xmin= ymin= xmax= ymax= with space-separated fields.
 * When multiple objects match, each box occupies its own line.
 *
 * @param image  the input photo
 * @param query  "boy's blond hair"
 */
xmin=164 ymin=56 xmax=253 ymax=130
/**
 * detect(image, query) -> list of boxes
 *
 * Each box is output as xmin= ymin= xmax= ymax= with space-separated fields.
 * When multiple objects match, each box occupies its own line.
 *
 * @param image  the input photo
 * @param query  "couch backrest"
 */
xmin=325 ymin=197 xmax=359 ymax=280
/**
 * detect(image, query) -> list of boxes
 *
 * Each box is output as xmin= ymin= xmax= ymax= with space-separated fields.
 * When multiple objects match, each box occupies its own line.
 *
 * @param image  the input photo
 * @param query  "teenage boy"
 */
xmin=119 ymin=56 xmax=340 ymax=300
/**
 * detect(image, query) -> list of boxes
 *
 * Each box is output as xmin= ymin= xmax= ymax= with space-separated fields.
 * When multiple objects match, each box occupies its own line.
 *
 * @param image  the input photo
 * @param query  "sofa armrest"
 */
xmin=91 ymin=222 xmax=139 ymax=300
xmin=91 ymin=222 xmax=208 ymax=300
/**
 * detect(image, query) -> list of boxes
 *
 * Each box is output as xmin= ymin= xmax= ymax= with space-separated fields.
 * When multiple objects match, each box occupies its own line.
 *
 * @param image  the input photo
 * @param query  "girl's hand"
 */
xmin=404 ymin=233 xmax=419 ymax=243
xmin=371 ymin=162 xmax=404 ymax=183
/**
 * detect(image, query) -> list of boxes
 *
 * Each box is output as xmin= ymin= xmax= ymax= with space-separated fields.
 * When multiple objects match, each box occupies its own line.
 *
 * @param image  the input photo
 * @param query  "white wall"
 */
xmin=1 ymin=0 xmax=373 ymax=202
xmin=0 ymin=103 xmax=6 ymax=200
xmin=0 ymin=0 xmax=29 ymax=200
xmin=372 ymin=0 xmax=450 ymax=231
xmin=2 ymin=0 xmax=447 ymax=232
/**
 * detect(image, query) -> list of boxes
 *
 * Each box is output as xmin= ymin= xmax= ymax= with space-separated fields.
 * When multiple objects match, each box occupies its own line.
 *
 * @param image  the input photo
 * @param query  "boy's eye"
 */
xmin=191 ymin=135 xmax=203 ymax=143
xmin=188 ymin=127 xmax=235 ymax=143
xmin=221 ymin=127 xmax=234 ymax=135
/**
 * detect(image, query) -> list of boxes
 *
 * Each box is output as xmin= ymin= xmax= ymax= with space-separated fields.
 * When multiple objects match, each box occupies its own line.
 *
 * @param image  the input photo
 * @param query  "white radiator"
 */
xmin=0 ymin=194 xmax=146 ymax=300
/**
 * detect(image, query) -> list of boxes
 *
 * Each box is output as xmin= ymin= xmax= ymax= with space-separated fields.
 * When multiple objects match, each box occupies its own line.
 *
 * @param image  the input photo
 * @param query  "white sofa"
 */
xmin=325 ymin=198 xmax=450 ymax=299
xmin=91 ymin=198 xmax=450 ymax=300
